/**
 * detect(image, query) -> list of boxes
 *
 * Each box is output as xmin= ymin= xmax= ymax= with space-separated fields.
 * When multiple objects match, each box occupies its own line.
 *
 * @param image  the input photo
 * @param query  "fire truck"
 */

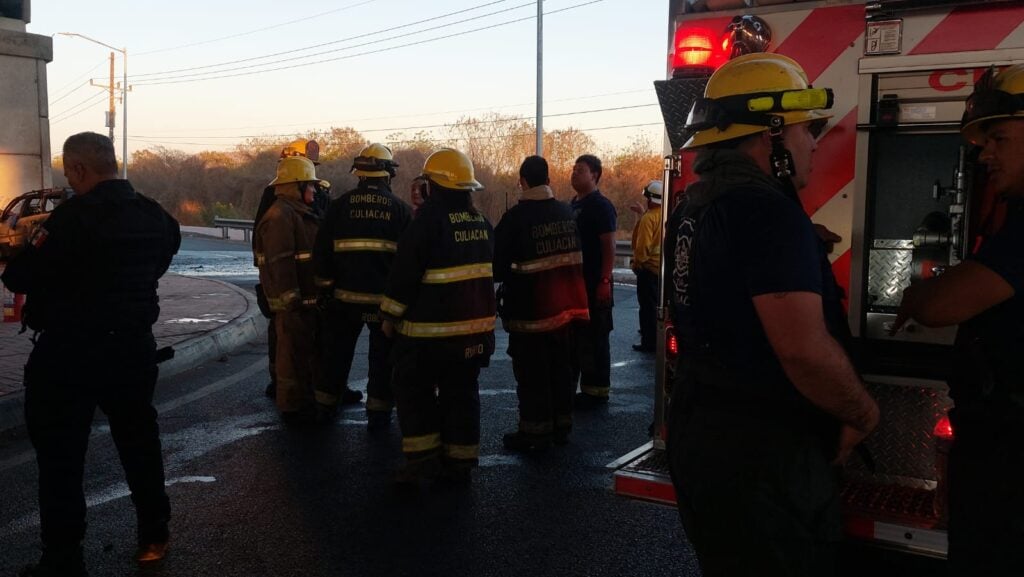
xmin=609 ymin=0 xmax=1024 ymax=561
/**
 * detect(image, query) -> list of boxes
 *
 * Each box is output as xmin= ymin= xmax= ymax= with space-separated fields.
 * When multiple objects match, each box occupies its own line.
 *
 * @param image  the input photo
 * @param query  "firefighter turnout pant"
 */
xmin=570 ymin=308 xmax=613 ymax=399
xmin=316 ymin=306 xmax=394 ymax=412
xmin=274 ymin=307 xmax=320 ymax=413
xmin=508 ymin=328 xmax=574 ymax=439
xmin=392 ymin=339 xmax=482 ymax=470
xmin=635 ymin=268 xmax=658 ymax=350
xmin=24 ymin=330 xmax=171 ymax=548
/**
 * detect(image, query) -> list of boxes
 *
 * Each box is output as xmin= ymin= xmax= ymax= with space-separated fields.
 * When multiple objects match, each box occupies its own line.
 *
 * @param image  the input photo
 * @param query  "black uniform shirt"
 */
xmin=571 ymin=190 xmax=617 ymax=298
xmin=952 ymin=197 xmax=1024 ymax=410
xmin=671 ymin=185 xmax=823 ymax=406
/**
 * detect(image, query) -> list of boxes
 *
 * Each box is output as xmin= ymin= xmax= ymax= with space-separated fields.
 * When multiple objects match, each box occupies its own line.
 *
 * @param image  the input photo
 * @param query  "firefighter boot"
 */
xmin=366 ymin=409 xmax=392 ymax=430
xmin=136 ymin=540 xmax=169 ymax=563
xmin=20 ymin=544 xmax=88 ymax=577
xmin=503 ymin=431 xmax=552 ymax=452
xmin=437 ymin=458 xmax=474 ymax=486
xmin=394 ymin=453 xmax=442 ymax=488
xmin=315 ymin=403 xmax=337 ymax=427
xmin=340 ymin=387 xmax=364 ymax=405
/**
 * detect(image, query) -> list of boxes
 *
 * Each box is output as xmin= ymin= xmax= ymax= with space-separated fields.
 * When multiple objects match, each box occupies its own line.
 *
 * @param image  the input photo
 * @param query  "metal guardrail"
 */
xmin=212 ymin=217 xmax=255 ymax=242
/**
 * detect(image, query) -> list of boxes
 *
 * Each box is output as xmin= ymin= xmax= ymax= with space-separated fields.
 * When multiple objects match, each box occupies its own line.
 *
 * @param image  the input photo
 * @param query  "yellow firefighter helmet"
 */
xmin=269 ymin=156 xmax=322 ymax=188
xmin=280 ymin=139 xmax=320 ymax=164
xmin=961 ymin=64 xmax=1024 ymax=145
xmin=351 ymin=143 xmax=399 ymax=178
xmin=422 ymin=148 xmax=483 ymax=191
xmin=683 ymin=52 xmax=833 ymax=149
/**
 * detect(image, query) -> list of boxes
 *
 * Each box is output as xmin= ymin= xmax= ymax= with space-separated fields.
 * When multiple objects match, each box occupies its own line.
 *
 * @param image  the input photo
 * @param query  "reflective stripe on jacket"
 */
xmin=254 ymin=195 xmax=320 ymax=312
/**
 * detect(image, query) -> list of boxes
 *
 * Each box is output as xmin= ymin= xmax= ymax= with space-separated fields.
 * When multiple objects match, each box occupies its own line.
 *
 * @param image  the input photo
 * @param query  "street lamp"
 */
xmin=58 ymin=32 xmax=129 ymax=179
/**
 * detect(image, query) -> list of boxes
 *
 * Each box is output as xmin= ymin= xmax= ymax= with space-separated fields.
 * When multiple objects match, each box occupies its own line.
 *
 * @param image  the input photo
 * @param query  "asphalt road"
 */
xmin=0 ymin=236 xmax=700 ymax=577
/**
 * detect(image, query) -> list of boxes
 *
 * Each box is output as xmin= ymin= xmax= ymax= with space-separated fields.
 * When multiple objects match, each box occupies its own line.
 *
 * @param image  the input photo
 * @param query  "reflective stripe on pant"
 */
xmin=274 ymin=308 xmax=319 ymax=412
xmin=570 ymin=308 xmax=613 ymax=398
xmin=24 ymin=331 xmax=170 ymax=547
xmin=316 ymin=307 xmax=393 ymax=409
xmin=392 ymin=341 xmax=481 ymax=465
xmin=508 ymin=328 xmax=573 ymax=436
xmin=636 ymin=269 xmax=657 ymax=349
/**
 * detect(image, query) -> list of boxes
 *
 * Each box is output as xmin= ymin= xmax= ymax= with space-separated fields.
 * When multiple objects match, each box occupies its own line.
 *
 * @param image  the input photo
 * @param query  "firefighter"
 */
xmin=2 ymin=132 xmax=180 ymax=575
xmin=663 ymin=53 xmax=879 ymax=576
xmin=893 ymin=64 xmax=1024 ymax=575
xmin=313 ymin=143 xmax=411 ymax=427
xmin=630 ymin=180 xmax=663 ymax=353
xmin=254 ymin=139 xmax=329 ymax=399
xmin=380 ymin=148 xmax=496 ymax=485
xmin=494 ymin=156 xmax=589 ymax=451
xmin=253 ymin=155 xmax=324 ymax=424
xmin=569 ymin=154 xmax=617 ymax=404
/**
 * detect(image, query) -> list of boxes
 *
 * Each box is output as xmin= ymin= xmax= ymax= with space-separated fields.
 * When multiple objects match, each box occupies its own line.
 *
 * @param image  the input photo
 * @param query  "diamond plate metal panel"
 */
xmin=845 ymin=381 xmax=953 ymax=487
xmin=868 ymin=239 xmax=913 ymax=309
xmin=654 ymin=77 xmax=709 ymax=151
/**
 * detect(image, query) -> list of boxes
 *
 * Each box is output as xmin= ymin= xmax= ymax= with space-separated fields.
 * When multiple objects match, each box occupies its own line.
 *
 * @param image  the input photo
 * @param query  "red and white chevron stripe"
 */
xmin=680 ymin=2 xmax=1024 ymax=298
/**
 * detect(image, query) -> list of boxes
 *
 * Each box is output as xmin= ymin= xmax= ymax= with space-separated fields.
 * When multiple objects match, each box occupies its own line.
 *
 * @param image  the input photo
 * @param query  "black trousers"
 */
xmin=24 ymin=331 xmax=170 ymax=547
xmin=317 ymin=306 xmax=393 ymax=410
xmin=667 ymin=398 xmax=839 ymax=577
xmin=635 ymin=269 xmax=657 ymax=349
xmin=947 ymin=408 xmax=1024 ymax=575
xmin=570 ymin=308 xmax=612 ymax=398
xmin=392 ymin=339 xmax=481 ymax=465
xmin=508 ymin=328 xmax=573 ymax=436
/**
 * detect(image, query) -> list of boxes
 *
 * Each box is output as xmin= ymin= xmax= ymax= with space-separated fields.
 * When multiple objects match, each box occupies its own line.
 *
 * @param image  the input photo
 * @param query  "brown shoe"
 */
xmin=136 ymin=541 xmax=169 ymax=563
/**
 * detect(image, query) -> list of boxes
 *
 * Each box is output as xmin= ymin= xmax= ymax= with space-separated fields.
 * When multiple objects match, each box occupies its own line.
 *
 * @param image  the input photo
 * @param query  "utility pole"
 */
xmin=88 ymin=52 xmax=116 ymax=144
xmin=536 ymin=0 xmax=543 ymax=156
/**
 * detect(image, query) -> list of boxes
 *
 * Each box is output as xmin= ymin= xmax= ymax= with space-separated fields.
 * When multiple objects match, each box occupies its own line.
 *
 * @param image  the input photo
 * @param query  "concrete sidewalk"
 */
xmin=0 ymin=273 xmax=265 ymax=430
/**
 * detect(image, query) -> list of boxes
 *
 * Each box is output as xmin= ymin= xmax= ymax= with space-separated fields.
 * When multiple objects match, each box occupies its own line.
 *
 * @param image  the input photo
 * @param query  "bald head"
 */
xmin=62 ymin=132 xmax=120 ymax=194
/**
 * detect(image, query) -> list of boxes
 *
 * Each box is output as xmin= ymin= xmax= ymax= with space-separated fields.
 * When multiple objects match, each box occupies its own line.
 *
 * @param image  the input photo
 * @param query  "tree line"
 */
xmin=51 ymin=114 xmax=664 ymax=236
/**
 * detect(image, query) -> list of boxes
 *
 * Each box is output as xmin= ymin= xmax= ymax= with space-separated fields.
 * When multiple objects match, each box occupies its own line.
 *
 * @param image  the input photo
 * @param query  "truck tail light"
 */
xmin=933 ymin=414 xmax=954 ymax=441
xmin=666 ymin=326 xmax=679 ymax=359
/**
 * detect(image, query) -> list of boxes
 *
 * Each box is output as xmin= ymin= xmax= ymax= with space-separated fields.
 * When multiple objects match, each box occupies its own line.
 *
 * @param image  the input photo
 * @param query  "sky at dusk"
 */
xmin=33 ymin=0 xmax=671 ymax=156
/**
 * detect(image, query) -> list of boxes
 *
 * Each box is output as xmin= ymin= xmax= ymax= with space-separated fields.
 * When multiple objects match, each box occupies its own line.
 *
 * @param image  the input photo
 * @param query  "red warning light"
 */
xmin=666 ymin=327 xmax=679 ymax=359
xmin=671 ymin=26 xmax=724 ymax=73
xmin=933 ymin=415 xmax=954 ymax=441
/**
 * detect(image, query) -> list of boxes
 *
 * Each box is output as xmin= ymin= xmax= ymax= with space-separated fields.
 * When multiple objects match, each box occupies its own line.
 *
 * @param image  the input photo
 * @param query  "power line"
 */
xmin=128 ymin=88 xmax=654 ymax=134
xmin=133 ymin=0 xmax=534 ymax=83
xmin=51 ymin=89 xmax=107 ymax=121
xmin=134 ymin=0 xmax=379 ymax=56
xmin=49 ymin=81 xmax=90 ymax=106
xmin=50 ymin=57 xmax=109 ymax=101
xmin=130 ymin=121 xmax=661 ymax=150
xmin=132 ymin=0 xmax=605 ymax=86
xmin=51 ymin=92 xmax=108 ymax=124
xmin=132 ymin=0 xmax=515 ymax=78
xmin=130 ymin=103 xmax=658 ymax=140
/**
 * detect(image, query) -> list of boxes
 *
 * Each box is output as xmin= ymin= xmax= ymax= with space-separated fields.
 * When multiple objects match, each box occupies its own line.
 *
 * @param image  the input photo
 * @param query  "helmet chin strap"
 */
xmin=767 ymin=123 xmax=800 ymax=202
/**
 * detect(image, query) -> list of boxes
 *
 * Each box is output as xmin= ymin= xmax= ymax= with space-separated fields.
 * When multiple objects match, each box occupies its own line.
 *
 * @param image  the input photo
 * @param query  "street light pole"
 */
xmin=58 ymin=32 xmax=129 ymax=178
xmin=536 ymin=0 xmax=543 ymax=156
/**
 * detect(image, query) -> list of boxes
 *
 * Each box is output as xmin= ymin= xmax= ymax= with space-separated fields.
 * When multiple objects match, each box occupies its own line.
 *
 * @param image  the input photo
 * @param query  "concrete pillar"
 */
xmin=0 ymin=1 xmax=52 ymax=211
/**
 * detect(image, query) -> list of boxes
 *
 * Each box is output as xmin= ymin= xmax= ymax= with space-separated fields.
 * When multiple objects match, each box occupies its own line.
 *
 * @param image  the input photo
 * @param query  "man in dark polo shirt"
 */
xmin=894 ymin=64 xmax=1024 ymax=576
xmin=569 ymin=154 xmax=617 ymax=404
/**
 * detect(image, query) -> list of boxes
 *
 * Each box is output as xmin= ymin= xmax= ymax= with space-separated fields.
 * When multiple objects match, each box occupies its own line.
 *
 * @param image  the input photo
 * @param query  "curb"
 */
xmin=157 ymin=277 xmax=266 ymax=378
xmin=0 ymin=277 xmax=266 ymax=432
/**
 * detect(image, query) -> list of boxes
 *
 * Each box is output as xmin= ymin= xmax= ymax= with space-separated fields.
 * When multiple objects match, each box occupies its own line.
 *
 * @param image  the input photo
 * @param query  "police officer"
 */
xmin=2 ymin=132 xmax=180 ymax=576
xmin=253 ymin=156 xmax=324 ymax=424
xmin=664 ymin=54 xmax=879 ymax=576
xmin=494 ymin=156 xmax=589 ymax=451
xmin=313 ymin=143 xmax=411 ymax=427
xmin=380 ymin=148 xmax=496 ymax=485
xmin=254 ymin=139 xmax=329 ymax=399
xmin=894 ymin=64 xmax=1024 ymax=575
xmin=630 ymin=180 xmax=663 ymax=353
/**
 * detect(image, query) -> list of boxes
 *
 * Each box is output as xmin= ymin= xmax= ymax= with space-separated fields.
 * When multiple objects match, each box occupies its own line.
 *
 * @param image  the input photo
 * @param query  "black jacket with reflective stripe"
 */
xmin=381 ymin=190 xmax=495 ymax=362
xmin=493 ymin=197 xmax=589 ymax=333
xmin=1 ymin=179 xmax=180 ymax=333
xmin=313 ymin=181 xmax=411 ymax=315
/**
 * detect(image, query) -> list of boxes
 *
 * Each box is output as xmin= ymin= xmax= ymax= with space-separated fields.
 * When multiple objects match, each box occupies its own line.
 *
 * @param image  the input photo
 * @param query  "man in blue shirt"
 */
xmin=665 ymin=54 xmax=879 ymax=576
xmin=569 ymin=154 xmax=617 ymax=404
xmin=894 ymin=64 xmax=1024 ymax=575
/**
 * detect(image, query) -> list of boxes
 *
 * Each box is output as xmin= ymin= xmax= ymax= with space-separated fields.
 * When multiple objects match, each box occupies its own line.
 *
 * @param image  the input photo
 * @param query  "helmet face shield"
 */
xmin=685 ymin=89 xmax=834 ymax=134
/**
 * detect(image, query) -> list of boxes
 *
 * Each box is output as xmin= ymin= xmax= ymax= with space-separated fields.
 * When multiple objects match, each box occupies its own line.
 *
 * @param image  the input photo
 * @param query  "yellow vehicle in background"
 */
xmin=0 ymin=188 xmax=73 ymax=260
